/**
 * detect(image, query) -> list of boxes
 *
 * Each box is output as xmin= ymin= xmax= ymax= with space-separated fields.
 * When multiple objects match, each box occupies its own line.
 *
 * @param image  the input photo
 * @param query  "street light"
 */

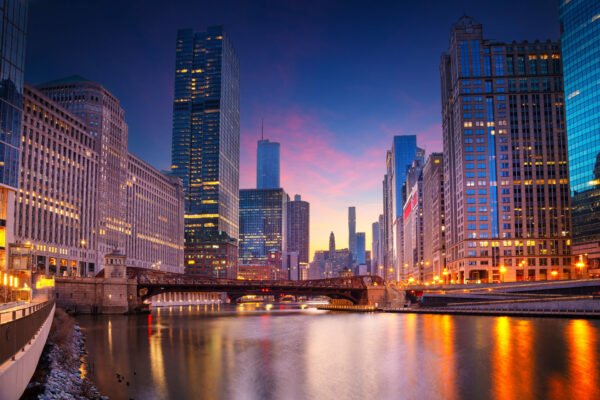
xmin=499 ymin=265 xmax=506 ymax=283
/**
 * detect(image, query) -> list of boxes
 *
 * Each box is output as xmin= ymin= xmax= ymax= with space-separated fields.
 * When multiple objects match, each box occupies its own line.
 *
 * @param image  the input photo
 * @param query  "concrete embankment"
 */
xmin=21 ymin=308 xmax=106 ymax=400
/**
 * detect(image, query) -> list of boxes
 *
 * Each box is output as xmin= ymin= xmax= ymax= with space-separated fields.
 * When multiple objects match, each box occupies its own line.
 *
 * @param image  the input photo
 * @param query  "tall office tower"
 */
xmin=440 ymin=16 xmax=571 ymax=283
xmin=383 ymin=153 xmax=394 ymax=280
xmin=238 ymin=188 xmax=288 ymax=265
xmin=560 ymin=1 xmax=600 ymax=268
xmin=257 ymin=139 xmax=280 ymax=189
xmin=356 ymin=232 xmax=366 ymax=265
xmin=286 ymin=194 xmax=309 ymax=263
xmin=170 ymin=27 xmax=240 ymax=272
xmin=382 ymin=136 xmax=418 ymax=281
xmin=371 ymin=220 xmax=380 ymax=275
xmin=0 ymin=0 xmax=27 ymax=272
xmin=422 ymin=153 xmax=445 ymax=283
xmin=19 ymin=84 xmax=98 ymax=276
xmin=37 ymin=76 xmax=129 ymax=273
xmin=402 ymin=157 xmax=425 ymax=281
xmin=348 ymin=206 xmax=356 ymax=262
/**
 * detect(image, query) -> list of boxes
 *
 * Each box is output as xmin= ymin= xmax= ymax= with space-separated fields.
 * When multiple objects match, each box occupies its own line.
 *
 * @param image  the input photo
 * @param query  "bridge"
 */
xmin=128 ymin=267 xmax=386 ymax=305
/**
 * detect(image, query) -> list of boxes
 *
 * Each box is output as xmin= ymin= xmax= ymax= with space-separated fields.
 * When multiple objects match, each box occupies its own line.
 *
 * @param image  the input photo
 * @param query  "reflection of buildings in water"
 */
xmin=567 ymin=319 xmax=599 ymax=400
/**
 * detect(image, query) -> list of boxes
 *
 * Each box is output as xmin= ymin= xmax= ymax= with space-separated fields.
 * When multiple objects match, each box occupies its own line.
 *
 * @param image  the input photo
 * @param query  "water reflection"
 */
xmin=76 ymin=307 xmax=600 ymax=400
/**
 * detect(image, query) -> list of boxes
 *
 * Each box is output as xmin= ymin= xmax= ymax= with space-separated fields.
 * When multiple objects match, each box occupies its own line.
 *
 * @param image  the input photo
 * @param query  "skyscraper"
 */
xmin=171 ymin=27 xmax=240 ymax=239
xmin=371 ymin=220 xmax=380 ymax=276
xmin=402 ymin=156 xmax=425 ymax=281
xmin=286 ymin=194 xmax=309 ymax=263
xmin=257 ymin=139 xmax=280 ymax=189
xmin=356 ymin=232 xmax=366 ymax=266
xmin=170 ymin=26 xmax=240 ymax=276
xmin=422 ymin=153 xmax=445 ymax=283
xmin=441 ymin=16 xmax=571 ymax=283
xmin=382 ymin=136 xmax=419 ymax=281
xmin=0 ymin=0 xmax=27 ymax=272
xmin=348 ymin=206 xmax=356 ymax=262
xmin=38 ymin=76 xmax=129 ymax=273
xmin=560 ymin=1 xmax=600 ymax=268
xmin=238 ymin=188 xmax=288 ymax=265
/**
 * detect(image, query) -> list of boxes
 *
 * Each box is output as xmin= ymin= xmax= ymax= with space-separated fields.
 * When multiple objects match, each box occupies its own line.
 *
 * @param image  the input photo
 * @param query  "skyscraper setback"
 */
xmin=440 ymin=16 xmax=572 ymax=283
xmin=560 ymin=1 xmax=600 ymax=268
xmin=170 ymin=26 xmax=240 ymax=276
xmin=257 ymin=139 xmax=280 ymax=189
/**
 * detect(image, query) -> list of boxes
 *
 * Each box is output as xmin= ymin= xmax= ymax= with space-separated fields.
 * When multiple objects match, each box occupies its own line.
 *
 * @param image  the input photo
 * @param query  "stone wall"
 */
xmin=55 ymin=277 xmax=138 ymax=314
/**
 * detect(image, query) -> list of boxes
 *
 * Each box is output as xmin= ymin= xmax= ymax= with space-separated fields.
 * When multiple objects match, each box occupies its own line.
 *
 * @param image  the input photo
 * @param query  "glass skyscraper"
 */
xmin=257 ymin=139 xmax=280 ymax=189
xmin=560 ymin=0 xmax=600 ymax=266
xmin=171 ymin=26 xmax=240 ymax=244
xmin=0 ymin=0 xmax=27 ymax=270
xmin=239 ymin=189 xmax=288 ymax=265
xmin=392 ymin=135 xmax=418 ymax=219
xmin=356 ymin=232 xmax=366 ymax=265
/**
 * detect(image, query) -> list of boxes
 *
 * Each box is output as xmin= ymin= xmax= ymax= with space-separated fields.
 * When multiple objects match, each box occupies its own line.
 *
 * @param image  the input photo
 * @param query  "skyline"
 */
xmin=25 ymin=0 xmax=560 ymax=257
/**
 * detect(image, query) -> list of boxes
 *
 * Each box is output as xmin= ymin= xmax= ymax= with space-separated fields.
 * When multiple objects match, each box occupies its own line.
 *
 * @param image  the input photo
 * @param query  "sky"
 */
xmin=25 ymin=0 xmax=560 ymax=258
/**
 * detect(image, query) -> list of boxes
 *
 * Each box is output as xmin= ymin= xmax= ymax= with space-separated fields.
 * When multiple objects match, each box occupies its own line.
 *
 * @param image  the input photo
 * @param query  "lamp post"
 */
xmin=80 ymin=239 xmax=87 ymax=277
xmin=499 ymin=265 xmax=506 ymax=283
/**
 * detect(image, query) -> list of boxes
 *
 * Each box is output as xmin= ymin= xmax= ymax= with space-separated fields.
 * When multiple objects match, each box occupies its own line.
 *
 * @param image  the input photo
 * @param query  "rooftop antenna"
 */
xmin=261 ymin=118 xmax=264 ymax=141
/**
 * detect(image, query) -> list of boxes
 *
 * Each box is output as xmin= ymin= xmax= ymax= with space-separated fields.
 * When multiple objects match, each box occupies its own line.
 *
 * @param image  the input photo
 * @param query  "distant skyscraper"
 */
xmin=286 ymin=194 xmax=309 ymax=263
xmin=560 ymin=1 xmax=600 ymax=268
xmin=348 ymin=207 xmax=356 ymax=262
xmin=441 ymin=16 xmax=571 ymax=283
xmin=0 ymin=0 xmax=27 ymax=271
xmin=371 ymin=220 xmax=380 ymax=275
xmin=356 ymin=232 xmax=366 ymax=265
xmin=329 ymin=231 xmax=335 ymax=256
xmin=239 ymin=188 xmax=288 ymax=265
xmin=170 ymin=26 xmax=240 ymax=251
xmin=422 ymin=153 xmax=445 ymax=283
xmin=257 ymin=139 xmax=280 ymax=189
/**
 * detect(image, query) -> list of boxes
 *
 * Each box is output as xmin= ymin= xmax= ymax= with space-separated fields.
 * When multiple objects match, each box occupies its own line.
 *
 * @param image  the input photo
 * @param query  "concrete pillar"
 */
xmin=44 ymin=257 xmax=49 ymax=277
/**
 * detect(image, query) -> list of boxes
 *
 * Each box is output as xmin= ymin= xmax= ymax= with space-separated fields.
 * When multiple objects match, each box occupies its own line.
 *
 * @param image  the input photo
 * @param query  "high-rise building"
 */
xmin=37 ymin=76 xmax=129 ymax=273
xmin=170 ymin=26 xmax=240 ymax=270
xmin=286 ymin=194 xmax=309 ymax=263
xmin=126 ymin=154 xmax=185 ymax=273
xmin=560 ymin=1 xmax=600 ymax=268
xmin=19 ymin=84 xmax=98 ymax=276
xmin=356 ymin=232 xmax=366 ymax=265
xmin=371 ymin=220 xmax=380 ymax=276
xmin=239 ymin=188 xmax=288 ymax=265
xmin=422 ymin=153 xmax=445 ymax=283
xmin=382 ymin=136 xmax=419 ymax=281
xmin=402 ymin=157 xmax=425 ymax=281
xmin=257 ymin=139 xmax=280 ymax=189
xmin=348 ymin=206 xmax=356 ymax=262
xmin=0 ymin=0 xmax=27 ymax=273
xmin=440 ymin=16 xmax=571 ymax=283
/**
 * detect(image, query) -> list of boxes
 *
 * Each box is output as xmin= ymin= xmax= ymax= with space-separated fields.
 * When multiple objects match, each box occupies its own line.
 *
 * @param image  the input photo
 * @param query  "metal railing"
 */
xmin=0 ymin=299 xmax=55 ymax=366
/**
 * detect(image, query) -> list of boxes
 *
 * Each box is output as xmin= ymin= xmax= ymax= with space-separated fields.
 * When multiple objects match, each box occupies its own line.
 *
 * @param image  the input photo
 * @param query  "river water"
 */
xmin=76 ymin=304 xmax=600 ymax=400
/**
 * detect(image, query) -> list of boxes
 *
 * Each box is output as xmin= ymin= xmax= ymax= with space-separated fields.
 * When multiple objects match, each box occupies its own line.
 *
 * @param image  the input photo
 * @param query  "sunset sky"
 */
xmin=26 ymin=0 xmax=559 ymax=258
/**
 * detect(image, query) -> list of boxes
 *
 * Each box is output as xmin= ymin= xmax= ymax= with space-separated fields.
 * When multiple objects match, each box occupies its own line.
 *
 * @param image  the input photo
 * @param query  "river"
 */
xmin=76 ymin=304 xmax=600 ymax=400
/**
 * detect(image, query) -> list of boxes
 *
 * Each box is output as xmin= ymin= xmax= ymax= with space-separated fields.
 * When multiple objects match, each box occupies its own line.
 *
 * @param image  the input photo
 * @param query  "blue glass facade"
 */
xmin=392 ymin=135 xmax=417 ymax=218
xmin=560 ymin=0 xmax=600 ymax=245
xmin=239 ymin=189 xmax=287 ymax=264
xmin=0 ymin=0 xmax=27 ymax=191
xmin=257 ymin=139 xmax=280 ymax=189
xmin=171 ymin=26 xmax=240 ymax=244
